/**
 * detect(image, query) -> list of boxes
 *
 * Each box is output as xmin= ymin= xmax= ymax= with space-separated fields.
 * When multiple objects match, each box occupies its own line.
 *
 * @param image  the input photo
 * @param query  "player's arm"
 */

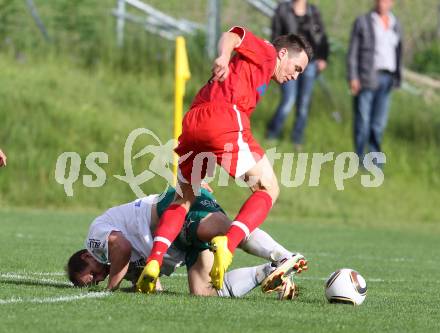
xmin=211 ymin=30 xmax=242 ymax=82
xmin=347 ymin=18 xmax=361 ymax=95
xmin=106 ymin=231 xmax=132 ymax=290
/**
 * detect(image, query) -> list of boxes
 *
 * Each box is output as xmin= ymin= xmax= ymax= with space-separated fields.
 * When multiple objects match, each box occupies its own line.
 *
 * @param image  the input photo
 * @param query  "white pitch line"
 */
xmin=297 ymin=276 xmax=406 ymax=283
xmin=167 ymin=273 xmax=402 ymax=283
xmin=167 ymin=274 xmax=417 ymax=284
xmin=306 ymin=253 xmax=438 ymax=266
xmin=305 ymin=252 xmax=418 ymax=263
xmin=0 ymin=292 xmax=110 ymax=305
xmin=170 ymin=273 xmax=188 ymax=277
xmin=0 ymin=273 xmax=72 ymax=287
xmin=0 ymin=271 xmax=65 ymax=276
xmin=26 ymin=272 xmax=65 ymax=276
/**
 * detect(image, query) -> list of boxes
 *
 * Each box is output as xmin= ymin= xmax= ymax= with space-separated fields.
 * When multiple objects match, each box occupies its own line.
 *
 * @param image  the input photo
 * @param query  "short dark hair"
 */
xmin=66 ymin=249 xmax=88 ymax=286
xmin=272 ymin=34 xmax=314 ymax=61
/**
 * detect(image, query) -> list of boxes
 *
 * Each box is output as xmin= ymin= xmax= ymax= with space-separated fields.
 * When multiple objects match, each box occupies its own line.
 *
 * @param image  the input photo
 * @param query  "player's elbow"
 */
xmin=220 ymin=31 xmax=241 ymax=48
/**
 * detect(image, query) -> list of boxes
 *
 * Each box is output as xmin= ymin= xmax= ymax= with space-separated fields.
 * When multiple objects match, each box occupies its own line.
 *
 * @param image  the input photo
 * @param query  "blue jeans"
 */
xmin=354 ymin=72 xmax=393 ymax=162
xmin=267 ymin=61 xmax=318 ymax=144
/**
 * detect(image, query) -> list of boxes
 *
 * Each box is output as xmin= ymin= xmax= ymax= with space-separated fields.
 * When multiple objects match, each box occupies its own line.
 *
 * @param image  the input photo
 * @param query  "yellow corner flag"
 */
xmin=173 ymin=36 xmax=191 ymax=185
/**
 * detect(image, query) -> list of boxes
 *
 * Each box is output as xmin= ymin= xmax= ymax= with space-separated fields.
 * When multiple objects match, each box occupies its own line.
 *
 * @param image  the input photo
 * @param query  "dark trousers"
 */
xmin=354 ymin=72 xmax=393 ymax=162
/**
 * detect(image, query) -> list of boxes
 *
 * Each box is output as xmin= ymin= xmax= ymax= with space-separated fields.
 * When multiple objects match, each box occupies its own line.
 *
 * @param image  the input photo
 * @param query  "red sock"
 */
xmin=147 ymin=204 xmax=187 ymax=265
xmin=226 ymin=191 xmax=272 ymax=253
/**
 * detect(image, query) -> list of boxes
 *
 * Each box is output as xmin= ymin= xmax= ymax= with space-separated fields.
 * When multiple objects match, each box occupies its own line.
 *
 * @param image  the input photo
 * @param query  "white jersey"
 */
xmin=85 ymin=195 xmax=185 ymax=276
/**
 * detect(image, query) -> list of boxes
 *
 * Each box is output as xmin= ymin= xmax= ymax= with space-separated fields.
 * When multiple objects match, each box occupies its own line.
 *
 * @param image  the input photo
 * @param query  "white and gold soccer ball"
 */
xmin=325 ymin=269 xmax=367 ymax=305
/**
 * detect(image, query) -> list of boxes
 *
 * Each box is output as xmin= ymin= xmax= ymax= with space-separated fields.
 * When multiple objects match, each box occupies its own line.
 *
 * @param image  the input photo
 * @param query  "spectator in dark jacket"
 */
xmin=347 ymin=0 xmax=403 ymax=165
xmin=266 ymin=0 xmax=329 ymax=150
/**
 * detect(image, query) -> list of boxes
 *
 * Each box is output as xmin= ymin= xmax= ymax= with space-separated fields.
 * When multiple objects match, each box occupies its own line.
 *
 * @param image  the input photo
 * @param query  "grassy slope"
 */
xmin=1 ymin=1 xmax=439 ymax=223
xmin=0 ymin=210 xmax=439 ymax=333
xmin=0 ymin=53 xmax=439 ymax=224
xmin=0 ymin=58 xmax=163 ymax=207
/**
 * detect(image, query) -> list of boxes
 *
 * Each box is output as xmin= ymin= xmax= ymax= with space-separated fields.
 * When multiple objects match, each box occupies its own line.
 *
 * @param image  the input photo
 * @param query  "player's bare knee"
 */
xmin=252 ymin=177 xmax=279 ymax=204
xmin=197 ymin=212 xmax=230 ymax=241
xmin=268 ymin=179 xmax=280 ymax=203
xmin=190 ymin=279 xmax=218 ymax=296
xmin=189 ymin=284 xmax=208 ymax=296
xmin=262 ymin=186 xmax=279 ymax=205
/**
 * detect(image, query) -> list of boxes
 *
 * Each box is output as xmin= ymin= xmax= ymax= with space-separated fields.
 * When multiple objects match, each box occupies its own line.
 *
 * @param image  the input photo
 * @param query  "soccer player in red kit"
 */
xmin=137 ymin=26 xmax=313 ymax=293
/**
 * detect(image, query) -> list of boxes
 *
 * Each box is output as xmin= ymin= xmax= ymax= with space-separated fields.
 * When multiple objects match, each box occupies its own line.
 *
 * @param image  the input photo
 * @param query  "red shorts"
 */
xmin=175 ymin=103 xmax=264 ymax=182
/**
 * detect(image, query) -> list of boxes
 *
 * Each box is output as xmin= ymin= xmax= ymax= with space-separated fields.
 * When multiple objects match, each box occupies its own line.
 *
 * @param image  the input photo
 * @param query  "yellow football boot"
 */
xmin=209 ymin=236 xmax=233 ymax=290
xmin=136 ymin=259 xmax=160 ymax=294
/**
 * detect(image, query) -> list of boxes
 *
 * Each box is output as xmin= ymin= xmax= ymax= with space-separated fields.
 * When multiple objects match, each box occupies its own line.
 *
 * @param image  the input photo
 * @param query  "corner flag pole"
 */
xmin=173 ymin=36 xmax=191 ymax=185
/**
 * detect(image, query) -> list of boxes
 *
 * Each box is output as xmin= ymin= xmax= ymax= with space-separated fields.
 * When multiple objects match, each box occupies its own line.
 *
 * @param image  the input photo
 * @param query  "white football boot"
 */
xmin=277 ymin=276 xmax=299 ymax=300
xmin=261 ymin=253 xmax=308 ymax=293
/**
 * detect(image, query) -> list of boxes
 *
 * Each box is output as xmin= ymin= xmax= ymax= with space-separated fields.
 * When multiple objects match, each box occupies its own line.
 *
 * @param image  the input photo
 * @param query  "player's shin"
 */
xmin=226 ymin=191 xmax=273 ymax=253
xmin=147 ymin=204 xmax=187 ymax=265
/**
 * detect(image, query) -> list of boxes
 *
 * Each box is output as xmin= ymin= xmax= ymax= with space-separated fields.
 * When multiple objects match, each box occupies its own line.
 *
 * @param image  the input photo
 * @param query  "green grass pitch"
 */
xmin=1 ymin=209 xmax=439 ymax=333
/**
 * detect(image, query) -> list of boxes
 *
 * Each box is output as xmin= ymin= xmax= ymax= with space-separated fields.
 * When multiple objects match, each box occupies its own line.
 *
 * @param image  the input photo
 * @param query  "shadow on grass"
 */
xmin=111 ymin=287 xmax=183 ymax=296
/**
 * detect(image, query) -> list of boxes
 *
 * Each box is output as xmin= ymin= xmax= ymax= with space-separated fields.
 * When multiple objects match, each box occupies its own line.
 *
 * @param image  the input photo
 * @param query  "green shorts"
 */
xmin=156 ymin=187 xmax=226 ymax=268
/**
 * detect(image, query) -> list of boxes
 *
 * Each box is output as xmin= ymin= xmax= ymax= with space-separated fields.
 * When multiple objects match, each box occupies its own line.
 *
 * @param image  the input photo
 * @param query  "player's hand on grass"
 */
xmin=211 ymin=55 xmax=230 ymax=82
xmin=0 ymin=149 xmax=7 ymax=167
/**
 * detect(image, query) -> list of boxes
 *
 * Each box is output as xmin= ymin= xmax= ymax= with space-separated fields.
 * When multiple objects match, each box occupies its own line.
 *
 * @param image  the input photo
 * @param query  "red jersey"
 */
xmin=191 ymin=26 xmax=277 ymax=117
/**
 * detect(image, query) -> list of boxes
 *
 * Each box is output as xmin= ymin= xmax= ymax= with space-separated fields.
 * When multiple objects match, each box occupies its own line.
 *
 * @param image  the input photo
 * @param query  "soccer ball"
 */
xmin=325 ymin=269 xmax=367 ymax=305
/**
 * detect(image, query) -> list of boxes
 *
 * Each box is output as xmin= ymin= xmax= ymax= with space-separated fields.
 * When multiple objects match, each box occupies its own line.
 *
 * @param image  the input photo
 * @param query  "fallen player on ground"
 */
xmin=66 ymin=187 xmax=307 ymax=298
